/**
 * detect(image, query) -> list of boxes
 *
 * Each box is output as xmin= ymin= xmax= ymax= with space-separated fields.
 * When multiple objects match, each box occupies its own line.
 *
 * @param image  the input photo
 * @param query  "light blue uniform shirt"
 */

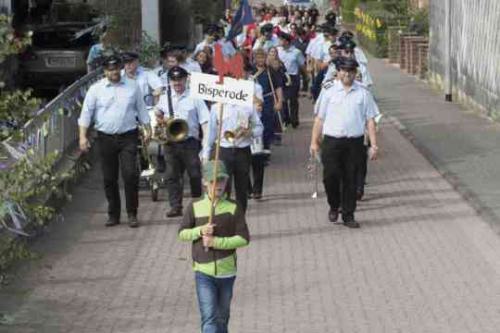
xmin=154 ymin=66 xmax=169 ymax=86
xmin=322 ymin=63 xmax=338 ymax=85
xmin=121 ymin=66 xmax=163 ymax=99
xmin=314 ymin=78 xmax=340 ymax=115
xmin=307 ymin=33 xmax=325 ymax=60
xmin=86 ymin=43 xmax=103 ymax=65
xmin=253 ymin=35 xmax=280 ymax=53
xmin=78 ymin=77 xmax=150 ymax=134
xmin=183 ymin=59 xmax=202 ymax=73
xmin=316 ymin=81 xmax=379 ymax=138
xmin=318 ymin=40 xmax=333 ymax=63
xmin=156 ymin=89 xmax=210 ymax=140
xmin=277 ymin=45 xmax=305 ymax=75
xmin=202 ymin=103 xmax=264 ymax=159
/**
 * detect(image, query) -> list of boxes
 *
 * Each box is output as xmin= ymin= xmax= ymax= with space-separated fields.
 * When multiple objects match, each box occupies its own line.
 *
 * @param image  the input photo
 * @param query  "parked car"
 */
xmin=18 ymin=22 xmax=94 ymax=90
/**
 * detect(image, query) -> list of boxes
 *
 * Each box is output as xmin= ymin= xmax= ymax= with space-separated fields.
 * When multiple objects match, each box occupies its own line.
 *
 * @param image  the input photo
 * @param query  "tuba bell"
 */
xmin=223 ymin=130 xmax=236 ymax=143
xmin=165 ymin=117 xmax=189 ymax=143
xmin=153 ymin=117 xmax=189 ymax=144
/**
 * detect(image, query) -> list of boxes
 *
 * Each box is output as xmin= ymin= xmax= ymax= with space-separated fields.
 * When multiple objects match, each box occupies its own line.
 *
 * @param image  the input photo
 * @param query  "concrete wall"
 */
xmin=429 ymin=0 xmax=500 ymax=119
xmin=0 ymin=0 xmax=11 ymax=14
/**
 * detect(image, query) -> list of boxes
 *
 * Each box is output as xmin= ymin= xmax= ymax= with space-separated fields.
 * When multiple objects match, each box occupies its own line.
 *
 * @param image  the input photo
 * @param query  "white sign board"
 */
xmin=190 ymin=72 xmax=255 ymax=107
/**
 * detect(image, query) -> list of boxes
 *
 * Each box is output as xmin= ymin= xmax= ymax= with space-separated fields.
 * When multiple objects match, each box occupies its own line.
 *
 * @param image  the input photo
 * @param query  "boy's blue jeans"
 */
xmin=195 ymin=271 xmax=236 ymax=333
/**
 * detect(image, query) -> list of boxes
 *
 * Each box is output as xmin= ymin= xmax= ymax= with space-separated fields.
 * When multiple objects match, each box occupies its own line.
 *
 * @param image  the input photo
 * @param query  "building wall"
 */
xmin=88 ymin=0 xmax=142 ymax=47
xmin=162 ymin=0 xmax=223 ymax=47
xmin=429 ymin=0 xmax=500 ymax=119
xmin=0 ymin=0 xmax=11 ymax=14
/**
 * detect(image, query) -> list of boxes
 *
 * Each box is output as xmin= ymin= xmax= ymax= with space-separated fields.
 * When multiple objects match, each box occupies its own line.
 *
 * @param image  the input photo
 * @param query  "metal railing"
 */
xmin=22 ymin=69 xmax=103 ymax=160
xmin=0 ymin=70 xmax=103 ymax=239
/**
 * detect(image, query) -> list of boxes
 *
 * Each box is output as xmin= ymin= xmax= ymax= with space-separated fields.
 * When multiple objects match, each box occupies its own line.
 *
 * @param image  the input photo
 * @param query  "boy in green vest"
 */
xmin=178 ymin=160 xmax=250 ymax=333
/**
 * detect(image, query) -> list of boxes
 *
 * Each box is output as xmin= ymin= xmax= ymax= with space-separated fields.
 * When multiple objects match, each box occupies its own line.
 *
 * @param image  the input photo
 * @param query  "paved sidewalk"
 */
xmin=2 ymin=89 xmax=500 ymax=332
xmin=369 ymin=57 xmax=500 ymax=233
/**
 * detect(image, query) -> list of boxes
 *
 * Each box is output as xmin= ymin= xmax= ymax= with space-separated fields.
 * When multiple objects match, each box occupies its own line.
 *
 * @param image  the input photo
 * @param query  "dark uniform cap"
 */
xmin=103 ymin=54 xmax=122 ymax=68
xmin=337 ymin=57 xmax=359 ymax=70
xmin=260 ymin=23 xmax=274 ymax=33
xmin=167 ymin=66 xmax=189 ymax=80
xmin=338 ymin=35 xmax=353 ymax=46
xmin=323 ymin=25 xmax=338 ymax=36
xmin=342 ymin=40 xmax=357 ymax=50
xmin=341 ymin=31 xmax=355 ymax=39
xmin=332 ymin=56 xmax=343 ymax=70
xmin=325 ymin=12 xmax=336 ymax=24
xmin=277 ymin=31 xmax=292 ymax=42
xmin=205 ymin=24 xmax=219 ymax=35
xmin=121 ymin=51 xmax=139 ymax=63
xmin=170 ymin=43 xmax=187 ymax=52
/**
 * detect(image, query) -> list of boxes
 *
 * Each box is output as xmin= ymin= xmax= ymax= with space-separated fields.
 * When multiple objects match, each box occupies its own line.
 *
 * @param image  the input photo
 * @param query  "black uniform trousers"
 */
xmin=220 ymin=146 xmax=251 ymax=213
xmin=250 ymin=153 xmax=267 ymax=196
xmin=97 ymin=129 xmax=140 ymax=221
xmin=321 ymin=135 xmax=364 ymax=222
xmin=165 ymin=138 xmax=202 ymax=209
xmin=285 ymin=74 xmax=301 ymax=127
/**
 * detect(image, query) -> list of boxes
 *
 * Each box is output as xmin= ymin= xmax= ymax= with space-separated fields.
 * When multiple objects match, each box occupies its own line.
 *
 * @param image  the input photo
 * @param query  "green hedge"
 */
xmin=342 ymin=0 xmax=361 ymax=23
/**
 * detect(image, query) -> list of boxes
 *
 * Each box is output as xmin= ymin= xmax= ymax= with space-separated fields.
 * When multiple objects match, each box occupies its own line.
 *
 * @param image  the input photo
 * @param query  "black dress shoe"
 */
xmin=343 ymin=220 xmax=360 ymax=228
xmin=356 ymin=191 xmax=364 ymax=201
xmin=105 ymin=218 xmax=120 ymax=227
xmin=328 ymin=209 xmax=339 ymax=223
xmin=128 ymin=215 xmax=139 ymax=228
xmin=166 ymin=207 xmax=183 ymax=218
xmin=253 ymin=193 xmax=262 ymax=200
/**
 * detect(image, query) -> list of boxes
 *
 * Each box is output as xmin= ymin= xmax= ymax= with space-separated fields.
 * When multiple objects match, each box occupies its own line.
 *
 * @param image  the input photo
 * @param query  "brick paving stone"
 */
xmin=2 ymin=74 xmax=500 ymax=333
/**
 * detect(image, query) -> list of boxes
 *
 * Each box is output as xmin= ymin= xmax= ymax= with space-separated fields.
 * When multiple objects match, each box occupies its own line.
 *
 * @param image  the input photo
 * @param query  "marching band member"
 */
xmin=249 ymin=48 xmax=284 ymax=199
xmin=156 ymin=45 xmax=201 ymax=86
xmin=310 ymin=57 xmax=379 ymax=228
xmin=121 ymin=51 xmax=163 ymax=103
xmin=156 ymin=66 xmax=210 ymax=218
xmin=340 ymin=39 xmax=373 ymax=88
xmin=202 ymin=79 xmax=264 ymax=213
xmin=194 ymin=24 xmax=237 ymax=58
xmin=316 ymin=25 xmax=338 ymax=69
xmin=253 ymin=23 xmax=280 ymax=53
xmin=78 ymin=55 xmax=151 ymax=228
xmin=277 ymin=31 xmax=305 ymax=128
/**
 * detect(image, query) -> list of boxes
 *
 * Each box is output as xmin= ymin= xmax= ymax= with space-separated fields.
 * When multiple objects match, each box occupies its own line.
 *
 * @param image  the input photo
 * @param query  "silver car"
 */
xmin=19 ymin=22 xmax=94 ymax=90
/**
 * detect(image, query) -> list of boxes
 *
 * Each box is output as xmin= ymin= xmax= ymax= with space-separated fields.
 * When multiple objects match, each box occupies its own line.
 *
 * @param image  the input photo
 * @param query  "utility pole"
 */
xmin=444 ymin=0 xmax=452 ymax=102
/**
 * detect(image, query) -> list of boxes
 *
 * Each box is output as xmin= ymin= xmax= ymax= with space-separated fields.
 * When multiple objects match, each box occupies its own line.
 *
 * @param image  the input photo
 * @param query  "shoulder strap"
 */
xmin=266 ymin=68 xmax=277 ymax=105
xmin=166 ymin=80 xmax=174 ymax=118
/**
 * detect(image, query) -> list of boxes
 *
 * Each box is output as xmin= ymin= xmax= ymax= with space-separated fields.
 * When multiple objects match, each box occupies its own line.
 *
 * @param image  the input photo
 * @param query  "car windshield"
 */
xmin=32 ymin=27 xmax=93 ymax=49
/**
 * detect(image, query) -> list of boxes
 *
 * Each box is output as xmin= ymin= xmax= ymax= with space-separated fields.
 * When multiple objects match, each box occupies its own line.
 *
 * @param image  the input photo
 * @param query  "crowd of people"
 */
xmin=78 ymin=2 xmax=380 ymax=332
